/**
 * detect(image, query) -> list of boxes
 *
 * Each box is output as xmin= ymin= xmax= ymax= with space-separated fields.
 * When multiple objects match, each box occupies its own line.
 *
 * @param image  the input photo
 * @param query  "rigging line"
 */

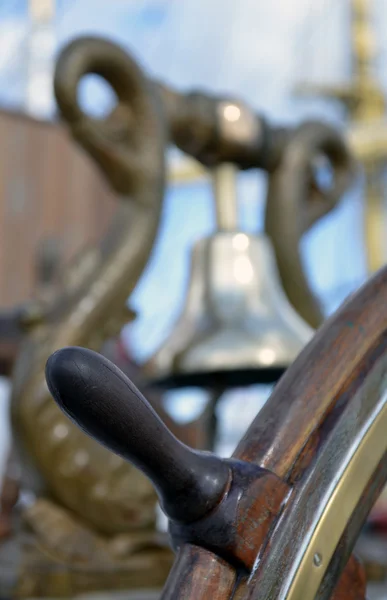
xmin=294 ymin=0 xmax=347 ymax=74
xmin=57 ymin=0 xmax=76 ymax=18
xmin=297 ymin=0 xmax=344 ymax=50
xmin=293 ymin=0 xmax=354 ymax=91
xmin=154 ymin=0 xmax=199 ymax=82
xmin=0 ymin=0 xmax=24 ymax=19
xmin=136 ymin=0 xmax=178 ymax=72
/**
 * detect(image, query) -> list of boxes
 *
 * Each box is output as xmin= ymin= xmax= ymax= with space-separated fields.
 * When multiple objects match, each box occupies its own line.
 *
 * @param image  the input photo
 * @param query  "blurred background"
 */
xmin=0 ymin=0 xmax=376 ymax=465
xmin=0 ymin=1 xmax=386 ymax=596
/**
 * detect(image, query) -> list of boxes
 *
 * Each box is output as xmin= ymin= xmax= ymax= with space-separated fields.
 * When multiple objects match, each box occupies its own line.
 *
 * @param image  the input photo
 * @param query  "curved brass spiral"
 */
xmin=265 ymin=121 xmax=357 ymax=329
xmin=10 ymin=37 xmax=167 ymax=535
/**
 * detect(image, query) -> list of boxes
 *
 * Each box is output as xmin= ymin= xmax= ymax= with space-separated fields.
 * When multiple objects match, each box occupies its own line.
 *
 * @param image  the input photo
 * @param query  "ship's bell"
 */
xmin=144 ymin=161 xmax=314 ymax=390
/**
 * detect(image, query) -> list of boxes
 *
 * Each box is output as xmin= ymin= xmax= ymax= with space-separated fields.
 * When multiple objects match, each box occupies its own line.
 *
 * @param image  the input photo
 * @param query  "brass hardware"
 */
xmin=4 ymin=36 xmax=172 ymax=596
xmin=285 ymin=385 xmax=387 ymax=599
xmin=145 ymin=137 xmax=314 ymax=389
xmin=265 ymin=121 xmax=355 ymax=328
xmin=212 ymin=163 xmax=238 ymax=230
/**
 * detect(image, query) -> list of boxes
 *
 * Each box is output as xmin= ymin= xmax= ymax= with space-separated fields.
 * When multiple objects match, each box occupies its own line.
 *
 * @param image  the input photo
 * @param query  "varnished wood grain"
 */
xmin=234 ymin=267 xmax=387 ymax=477
xmin=331 ymin=555 xmax=366 ymax=600
xmin=161 ymin=545 xmax=236 ymax=600
xmin=159 ymin=267 xmax=387 ymax=598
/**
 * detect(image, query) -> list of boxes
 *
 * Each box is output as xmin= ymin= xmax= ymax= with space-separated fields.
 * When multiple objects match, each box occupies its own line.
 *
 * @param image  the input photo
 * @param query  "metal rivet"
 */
xmin=74 ymin=450 xmax=89 ymax=468
xmin=313 ymin=553 xmax=323 ymax=567
xmin=52 ymin=423 xmax=69 ymax=440
xmin=92 ymin=482 xmax=108 ymax=499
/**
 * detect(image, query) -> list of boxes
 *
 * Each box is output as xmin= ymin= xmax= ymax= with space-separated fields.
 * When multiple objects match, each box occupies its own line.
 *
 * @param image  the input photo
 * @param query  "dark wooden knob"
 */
xmin=45 ymin=346 xmax=230 ymax=523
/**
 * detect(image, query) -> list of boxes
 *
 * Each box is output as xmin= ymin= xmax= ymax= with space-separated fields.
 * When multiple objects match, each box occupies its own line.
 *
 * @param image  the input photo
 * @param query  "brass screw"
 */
xmin=313 ymin=553 xmax=323 ymax=567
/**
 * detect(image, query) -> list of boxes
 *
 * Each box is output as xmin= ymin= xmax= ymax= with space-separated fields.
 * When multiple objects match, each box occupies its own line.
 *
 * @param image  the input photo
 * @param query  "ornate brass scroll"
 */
xmin=3 ymin=37 xmax=171 ymax=597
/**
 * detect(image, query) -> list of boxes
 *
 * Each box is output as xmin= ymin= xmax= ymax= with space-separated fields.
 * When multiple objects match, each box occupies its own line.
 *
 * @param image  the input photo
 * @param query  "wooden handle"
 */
xmin=45 ymin=347 xmax=230 ymax=523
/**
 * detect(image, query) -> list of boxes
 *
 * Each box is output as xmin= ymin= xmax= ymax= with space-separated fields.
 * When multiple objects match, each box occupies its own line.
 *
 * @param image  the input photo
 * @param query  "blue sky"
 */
xmin=0 ymin=0 xmax=380 ymax=355
xmin=1 ymin=0 xmax=385 ymax=460
xmin=0 ymin=0 xmax=373 ymax=360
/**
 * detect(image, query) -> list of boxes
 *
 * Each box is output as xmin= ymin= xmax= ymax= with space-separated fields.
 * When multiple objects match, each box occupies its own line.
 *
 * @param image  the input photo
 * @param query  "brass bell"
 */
xmin=144 ymin=162 xmax=313 ymax=389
